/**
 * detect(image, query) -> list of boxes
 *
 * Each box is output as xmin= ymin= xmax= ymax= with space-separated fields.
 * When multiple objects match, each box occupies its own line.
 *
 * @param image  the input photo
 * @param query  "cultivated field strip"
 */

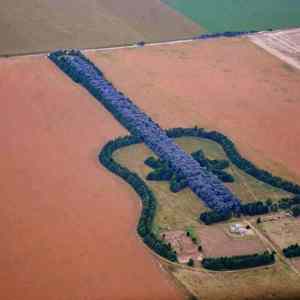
xmin=250 ymin=28 xmax=300 ymax=70
xmin=49 ymin=50 xmax=241 ymax=213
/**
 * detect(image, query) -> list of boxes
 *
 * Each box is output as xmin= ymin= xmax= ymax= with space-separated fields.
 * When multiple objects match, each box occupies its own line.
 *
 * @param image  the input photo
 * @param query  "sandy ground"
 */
xmin=87 ymin=38 xmax=300 ymax=182
xmin=0 ymin=0 xmax=201 ymax=56
xmin=0 ymin=56 xmax=183 ymax=300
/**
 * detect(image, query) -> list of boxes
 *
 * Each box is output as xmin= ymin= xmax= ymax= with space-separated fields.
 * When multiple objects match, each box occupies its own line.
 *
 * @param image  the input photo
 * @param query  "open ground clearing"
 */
xmin=260 ymin=215 xmax=300 ymax=249
xmin=0 ymin=56 xmax=183 ymax=300
xmin=88 ymin=37 xmax=300 ymax=182
xmin=0 ymin=0 xmax=201 ymax=56
xmin=251 ymin=28 xmax=300 ymax=70
xmin=162 ymin=0 xmax=300 ymax=32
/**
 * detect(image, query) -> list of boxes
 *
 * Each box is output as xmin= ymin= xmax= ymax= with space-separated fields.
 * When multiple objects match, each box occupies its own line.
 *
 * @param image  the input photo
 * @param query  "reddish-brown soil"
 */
xmin=0 ymin=56 xmax=183 ymax=300
xmin=198 ymin=224 xmax=266 ymax=257
xmin=87 ymin=38 xmax=300 ymax=182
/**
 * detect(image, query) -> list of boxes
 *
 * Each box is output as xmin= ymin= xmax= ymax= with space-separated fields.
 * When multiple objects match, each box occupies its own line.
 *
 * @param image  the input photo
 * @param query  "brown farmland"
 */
xmin=199 ymin=224 xmax=266 ymax=257
xmin=0 ymin=0 xmax=202 ymax=56
xmin=0 ymin=56 xmax=183 ymax=300
xmin=87 ymin=38 xmax=300 ymax=183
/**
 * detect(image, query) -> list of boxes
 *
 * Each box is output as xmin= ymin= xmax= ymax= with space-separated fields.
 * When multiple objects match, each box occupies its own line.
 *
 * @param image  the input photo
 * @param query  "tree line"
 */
xmin=202 ymin=251 xmax=275 ymax=271
xmin=49 ymin=49 xmax=241 ymax=217
xmin=165 ymin=127 xmax=300 ymax=195
xmin=283 ymin=244 xmax=300 ymax=258
xmin=99 ymin=135 xmax=177 ymax=262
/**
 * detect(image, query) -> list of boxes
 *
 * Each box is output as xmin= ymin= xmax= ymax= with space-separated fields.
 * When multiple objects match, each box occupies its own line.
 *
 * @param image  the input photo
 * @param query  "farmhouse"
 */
xmin=162 ymin=231 xmax=203 ymax=264
xmin=230 ymin=223 xmax=248 ymax=236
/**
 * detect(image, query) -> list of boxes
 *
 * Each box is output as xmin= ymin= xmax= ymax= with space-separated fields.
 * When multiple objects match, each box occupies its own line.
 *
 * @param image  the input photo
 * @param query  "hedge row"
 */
xmin=202 ymin=251 xmax=275 ymax=271
xmin=283 ymin=244 xmax=300 ymax=258
xmin=165 ymin=127 xmax=300 ymax=195
xmin=193 ymin=30 xmax=257 ymax=40
xmin=144 ymin=149 xmax=233 ymax=193
xmin=99 ymin=135 xmax=177 ymax=262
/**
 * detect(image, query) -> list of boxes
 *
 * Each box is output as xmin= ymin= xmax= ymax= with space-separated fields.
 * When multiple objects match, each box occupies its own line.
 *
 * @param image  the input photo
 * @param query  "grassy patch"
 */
xmin=113 ymin=136 xmax=291 ymax=233
xmin=170 ymin=260 xmax=300 ymax=300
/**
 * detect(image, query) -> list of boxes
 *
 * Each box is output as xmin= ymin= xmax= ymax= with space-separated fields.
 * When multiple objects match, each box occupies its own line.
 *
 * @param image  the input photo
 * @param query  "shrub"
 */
xmin=283 ymin=244 xmax=300 ymax=258
xmin=291 ymin=205 xmax=300 ymax=217
xmin=187 ymin=258 xmax=194 ymax=267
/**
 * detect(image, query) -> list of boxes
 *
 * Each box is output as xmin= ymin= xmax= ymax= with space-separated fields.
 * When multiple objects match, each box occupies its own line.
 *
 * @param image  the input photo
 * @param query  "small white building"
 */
xmin=230 ymin=223 xmax=248 ymax=236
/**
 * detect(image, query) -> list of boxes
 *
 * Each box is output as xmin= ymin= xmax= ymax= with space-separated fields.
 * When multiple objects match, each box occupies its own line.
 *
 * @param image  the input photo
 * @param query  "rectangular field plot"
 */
xmin=198 ymin=223 xmax=266 ymax=257
xmin=162 ymin=0 xmax=300 ymax=32
xmin=260 ymin=215 xmax=300 ymax=249
xmin=250 ymin=28 xmax=300 ymax=70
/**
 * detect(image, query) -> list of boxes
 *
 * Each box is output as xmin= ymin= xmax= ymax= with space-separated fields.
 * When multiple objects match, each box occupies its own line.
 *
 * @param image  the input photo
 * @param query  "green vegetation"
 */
xmin=162 ymin=0 xmax=300 ymax=32
xmin=187 ymin=258 xmax=195 ymax=267
xmin=292 ymin=205 xmax=300 ymax=217
xmin=186 ymin=226 xmax=198 ymax=244
xmin=202 ymin=251 xmax=276 ymax=271
xmin=200 ymin=210 xmax=232 ymax=225
xmin=114 ymin=128 xmax=292 ymax=231
xmin=101 ymin=127 xmax=299 ymax=266
xmin=283 ymin=244 xmax=300 ymax=258
xmin=144 ymin=149 xmax=233 ymax=193
xmin=99 ymin=135 xmax=177 ymax=262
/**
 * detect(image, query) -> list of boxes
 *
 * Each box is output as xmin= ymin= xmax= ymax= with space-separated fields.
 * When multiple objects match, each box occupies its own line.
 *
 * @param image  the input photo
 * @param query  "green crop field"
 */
xmin=162 ymin=0 xmax=300 ymax=32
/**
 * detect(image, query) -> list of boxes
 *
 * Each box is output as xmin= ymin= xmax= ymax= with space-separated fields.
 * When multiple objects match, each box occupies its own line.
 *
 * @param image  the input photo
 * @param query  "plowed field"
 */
xmin=0 ymin=56 xmax=183 ymax=300
xmin=87 ymin=37 xmax=300 ymax=182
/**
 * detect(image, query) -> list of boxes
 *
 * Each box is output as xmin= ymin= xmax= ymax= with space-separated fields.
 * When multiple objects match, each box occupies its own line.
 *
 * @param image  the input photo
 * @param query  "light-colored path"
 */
xmin=244 ymin=219 xmax=300 ymax=276
xmin=250 ymin=28 xmax=300 ymax=70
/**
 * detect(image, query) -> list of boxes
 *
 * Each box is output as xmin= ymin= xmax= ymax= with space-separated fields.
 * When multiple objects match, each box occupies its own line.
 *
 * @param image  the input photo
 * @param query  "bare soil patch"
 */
xmin=199 ymin=223 xmax=266 ymax=257
xmin=88 ymin=37 xmax=300 ymax=182
xmin=0 ymin=56 xmax=182 ymax=300
xmin=0 ymin=0 xmax=202 ymax=56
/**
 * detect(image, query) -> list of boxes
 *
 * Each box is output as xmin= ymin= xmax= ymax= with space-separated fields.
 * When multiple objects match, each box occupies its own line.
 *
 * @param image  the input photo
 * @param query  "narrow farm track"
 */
xmin=244 ymin=219 xmax=300 ymax=276
xmin=0 ymin=30 xmax=256 ymax=59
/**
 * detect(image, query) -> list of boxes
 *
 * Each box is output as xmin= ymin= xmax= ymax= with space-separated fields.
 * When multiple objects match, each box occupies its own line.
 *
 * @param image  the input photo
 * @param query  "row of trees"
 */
xmin=194 ymin=31 xmax=257 ymax=41
xmin=200 ymin=210 xmax=232 ymax=225
xmin=49 ymin=50 xmax=241 ymax=215
xmin=164 ymin=127 xmax=300 ymax=224
xmin=144 ymin=150 xmax=233 ymax=193
xmin=202 ymin=251 xmax=275 ymax=271
xmin=200 ymin=197 xmax=300 ymax=225
xmin=99 ymin=135 xmax=177 ymax=262
xmin=165 ymin=127 xmax=300 ymax=195
xmin=292 ymin=205 xmax=300 ymax=217
xmin=283 ymin=244 xmax=300 ymax=258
